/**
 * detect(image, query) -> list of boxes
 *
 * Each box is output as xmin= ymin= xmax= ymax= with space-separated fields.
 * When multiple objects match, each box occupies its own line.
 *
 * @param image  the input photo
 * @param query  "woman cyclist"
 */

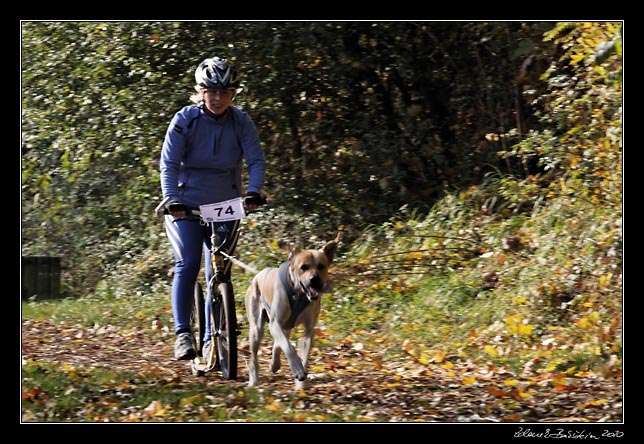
xmin=160 ymin=56 xmax=266 ymax=361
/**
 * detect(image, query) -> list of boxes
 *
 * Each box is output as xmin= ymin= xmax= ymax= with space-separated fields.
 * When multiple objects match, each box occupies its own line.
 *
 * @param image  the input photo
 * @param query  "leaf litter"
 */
xmin=21 ymin=318 xmax=622 ymax=423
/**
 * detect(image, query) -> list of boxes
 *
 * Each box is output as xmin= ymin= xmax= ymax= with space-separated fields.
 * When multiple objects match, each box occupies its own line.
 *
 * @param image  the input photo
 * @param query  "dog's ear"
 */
xmin=277 ymin=239 xmax=292 ymax=251
xmin=287 ymin=245 xmax=301 ymax=261
xmin=279 ymin=239 xmax=300 ymax=260
xmin=320 ymin=232 xmax=342 ymax=263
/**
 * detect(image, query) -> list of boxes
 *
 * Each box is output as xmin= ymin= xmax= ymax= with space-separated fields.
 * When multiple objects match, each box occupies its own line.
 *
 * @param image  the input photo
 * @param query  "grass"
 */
xmin=21 ymin=284 xmax=173 ymax=330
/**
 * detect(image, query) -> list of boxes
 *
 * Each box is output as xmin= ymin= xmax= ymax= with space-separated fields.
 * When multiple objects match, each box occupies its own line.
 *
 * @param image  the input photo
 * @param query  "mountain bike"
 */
xmin=155 ymin=195 xmax=266 ymax=380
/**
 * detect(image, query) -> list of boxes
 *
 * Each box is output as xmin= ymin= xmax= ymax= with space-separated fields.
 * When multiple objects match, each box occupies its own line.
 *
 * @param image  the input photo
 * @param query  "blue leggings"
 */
xmin=165 ymin=216 xmax=240 ymax=338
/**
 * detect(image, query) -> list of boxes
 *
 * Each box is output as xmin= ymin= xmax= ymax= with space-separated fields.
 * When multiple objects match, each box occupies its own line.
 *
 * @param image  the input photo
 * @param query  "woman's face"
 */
xmin=203 ymin=88 xmax=235 ymax=116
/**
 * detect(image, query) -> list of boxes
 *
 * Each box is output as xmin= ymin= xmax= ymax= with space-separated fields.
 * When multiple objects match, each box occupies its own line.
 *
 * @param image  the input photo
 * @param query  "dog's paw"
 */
xmin=294 ymin=369 xmax=307 ymax=382
xmin=295 ymin=378 xmax=309 ymax=391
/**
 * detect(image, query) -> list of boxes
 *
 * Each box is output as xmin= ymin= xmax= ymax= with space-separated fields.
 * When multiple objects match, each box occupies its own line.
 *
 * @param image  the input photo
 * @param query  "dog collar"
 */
xmin=261 ymin=262 xmax=310 ymax=329
xmin=278 ymin=261 xmax=296 ymax=295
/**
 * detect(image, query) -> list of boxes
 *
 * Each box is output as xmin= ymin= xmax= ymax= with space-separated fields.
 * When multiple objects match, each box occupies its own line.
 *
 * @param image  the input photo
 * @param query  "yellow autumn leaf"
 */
xmin=180 ymin=394 xmax=203 ymax=406
xmin=545 ymin=358 xmax=564 ymax=372
xmin=265 ymin=399 xmax=283 ymax=411
xmin=599 ymin=274 xmax=607 ymax=288
xmin=570 ymin=53 xmax=585 ymax=65
xmin=418 ymin=353 xmax=431 ymax=365
xmin=374 ymin=334 xmax=387 ymax=343
xmin=484 ymin=345 xmax=498 ymax=358
xmin=462 ymin=376 xmax=477 ymax=385
xmin=518 ymin=323 xmax=534 ymax=336
xmin=144 ymin=400 xmax=164 ymax=417
xmin=589 ymin=399 xmax=609 ymax=406
xmin=441 ymin=361 xmax=454 ymax=369
xmin=504 ymin=379 xmax=519 ymax=387
xmin=518 ymin=390 xmax=533 ymax=399
xmin=433 ymin=350 xmax=447 ymax=363
xmin=599 ymin=272 xmax=612 ymax=288
xmin=552 ymin=375 xmax=568 ymax=386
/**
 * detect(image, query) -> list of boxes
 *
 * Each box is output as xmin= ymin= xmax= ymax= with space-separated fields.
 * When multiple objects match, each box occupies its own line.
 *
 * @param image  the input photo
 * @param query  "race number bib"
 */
xmin=199 ymin=197 xmax=246 ymax=222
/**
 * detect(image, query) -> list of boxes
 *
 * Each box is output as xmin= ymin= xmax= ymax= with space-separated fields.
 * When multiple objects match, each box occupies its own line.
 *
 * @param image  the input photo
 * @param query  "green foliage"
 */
xmin=499 ymin=22 xmax=622 ymax=206
xmin=22 ymin=21 xmax=562 ymax=299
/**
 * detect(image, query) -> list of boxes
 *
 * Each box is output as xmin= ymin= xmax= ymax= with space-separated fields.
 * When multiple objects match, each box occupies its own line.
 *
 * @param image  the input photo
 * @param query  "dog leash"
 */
xmin=217 ymin=249 xmax=259 ymax=275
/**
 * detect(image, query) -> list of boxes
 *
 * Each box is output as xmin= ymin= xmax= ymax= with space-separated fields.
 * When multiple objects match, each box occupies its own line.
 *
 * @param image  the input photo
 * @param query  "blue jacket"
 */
xmin=160 ymin=104 xmax=266 ymax=208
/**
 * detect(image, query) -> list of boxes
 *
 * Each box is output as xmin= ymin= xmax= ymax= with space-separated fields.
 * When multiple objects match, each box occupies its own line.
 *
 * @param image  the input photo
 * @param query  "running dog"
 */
xmin=245 ymin=233 xmax=341 ymax=388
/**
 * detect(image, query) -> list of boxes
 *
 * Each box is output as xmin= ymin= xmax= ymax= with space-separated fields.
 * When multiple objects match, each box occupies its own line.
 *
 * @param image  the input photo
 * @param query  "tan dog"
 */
xmin=245 ymin=233 xmax=341 ymax=388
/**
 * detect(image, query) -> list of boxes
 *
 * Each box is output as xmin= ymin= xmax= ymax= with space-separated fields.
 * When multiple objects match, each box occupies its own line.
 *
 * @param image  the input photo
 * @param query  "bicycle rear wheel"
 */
xmin=191 ymin=282 xmax=206 ymax=355
xmin=211 ymin=282 xmax=238 ymax=380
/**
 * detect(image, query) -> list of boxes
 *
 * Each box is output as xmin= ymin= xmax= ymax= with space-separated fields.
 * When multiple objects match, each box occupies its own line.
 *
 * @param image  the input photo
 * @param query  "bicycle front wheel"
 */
xmin=211 ymin=282 xmax=238 ymax=380
xmin=190 ymin=282 xmax=207 ymax=377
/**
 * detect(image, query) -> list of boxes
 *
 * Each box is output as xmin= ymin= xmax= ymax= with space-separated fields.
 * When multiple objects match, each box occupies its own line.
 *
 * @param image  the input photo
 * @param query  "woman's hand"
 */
xmin=244 ymin=192 xmax=266 ymax=212
xmin=167 ymin=201 xmax=188 ymax=218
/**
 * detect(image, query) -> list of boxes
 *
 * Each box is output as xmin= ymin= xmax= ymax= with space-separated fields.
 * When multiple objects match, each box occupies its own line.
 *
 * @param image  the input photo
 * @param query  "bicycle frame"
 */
xmin=205 ymin=220 xmax=228 ymax=285
xmin=193 ymin=217 xmax=239 ymax=379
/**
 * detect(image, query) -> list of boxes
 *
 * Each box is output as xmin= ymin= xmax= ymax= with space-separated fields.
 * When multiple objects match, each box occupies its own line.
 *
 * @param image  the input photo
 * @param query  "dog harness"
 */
xmin=261 ymin=262 xmax=310 ymax=329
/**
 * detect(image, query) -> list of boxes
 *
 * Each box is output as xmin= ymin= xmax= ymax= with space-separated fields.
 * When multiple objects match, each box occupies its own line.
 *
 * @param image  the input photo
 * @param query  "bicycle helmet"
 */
xmin=194 ymin=56 xmax=241 ymax=91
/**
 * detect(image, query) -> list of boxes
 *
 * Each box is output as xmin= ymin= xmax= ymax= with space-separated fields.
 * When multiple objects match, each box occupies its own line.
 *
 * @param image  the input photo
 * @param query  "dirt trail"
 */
xmin=21 ymin=319 xmax=623 ymax=423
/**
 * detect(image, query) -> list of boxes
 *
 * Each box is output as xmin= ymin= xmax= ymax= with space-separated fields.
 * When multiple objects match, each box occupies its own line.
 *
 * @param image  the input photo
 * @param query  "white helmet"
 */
xmin=194 ymin=56 xmax=242 ymax=91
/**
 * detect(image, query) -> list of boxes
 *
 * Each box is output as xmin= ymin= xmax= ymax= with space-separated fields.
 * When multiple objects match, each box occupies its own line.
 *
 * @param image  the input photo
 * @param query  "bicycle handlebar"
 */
xmin=154 ymin=195 xmax=268 ymax=218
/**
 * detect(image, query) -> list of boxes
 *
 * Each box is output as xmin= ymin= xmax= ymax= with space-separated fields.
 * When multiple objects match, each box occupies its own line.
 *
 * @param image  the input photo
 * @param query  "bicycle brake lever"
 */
xmin=155 ymin=196 xmax=171 ymax=217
